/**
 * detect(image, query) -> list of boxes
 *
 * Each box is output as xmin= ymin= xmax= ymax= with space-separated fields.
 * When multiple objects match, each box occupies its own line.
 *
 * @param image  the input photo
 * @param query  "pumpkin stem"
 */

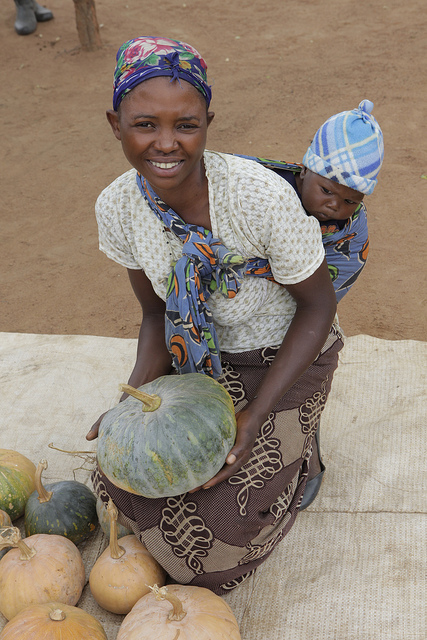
xmin=0 ymin=509 xmax=12 ymax=527
xmin=107 ymin=499 xmax=125 ymax=559
xmin=35 ymin=459 xmax=53 ymax=503
xmin=49 ymin=609 xmax=67 ymax=621
xmin=0 ymin=526 xmax=36 ymax=560
xmin=149 ymin=584 xmax=187 ymax=621
xmin=119 ymin=384 xmax=162 ymax=412
xmin=48 ymin=443 xmax=94 ymax=455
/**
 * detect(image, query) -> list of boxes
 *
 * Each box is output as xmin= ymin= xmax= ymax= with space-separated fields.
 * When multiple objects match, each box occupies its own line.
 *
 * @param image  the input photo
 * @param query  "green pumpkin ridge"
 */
xmin=96 ymin=373 xmax=237 ymax=497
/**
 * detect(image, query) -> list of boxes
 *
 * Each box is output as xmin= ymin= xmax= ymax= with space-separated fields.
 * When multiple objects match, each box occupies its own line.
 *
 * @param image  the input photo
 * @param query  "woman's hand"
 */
xmin=86 ymin=412 xmax=107 ymax=441
xmin=86 ymin=388 xmax=132 ymax=441
xmin=189 ymin=407 xmax=262 ymax=492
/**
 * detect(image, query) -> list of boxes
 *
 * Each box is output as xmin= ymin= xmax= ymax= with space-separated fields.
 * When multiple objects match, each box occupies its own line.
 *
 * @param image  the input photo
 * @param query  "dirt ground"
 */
xmin=1 ymin=0 xmax=426 ymax=342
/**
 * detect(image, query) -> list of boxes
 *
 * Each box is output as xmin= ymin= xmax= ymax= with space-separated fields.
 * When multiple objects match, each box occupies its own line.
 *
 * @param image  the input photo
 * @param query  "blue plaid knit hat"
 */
xmin=302 ymin=99 xmax=384 ymax=195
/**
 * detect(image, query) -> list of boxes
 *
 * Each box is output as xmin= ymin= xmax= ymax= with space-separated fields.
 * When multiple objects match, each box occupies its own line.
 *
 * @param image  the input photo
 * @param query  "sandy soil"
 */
xmin=1 ymin=0 xmax=426 ymax=342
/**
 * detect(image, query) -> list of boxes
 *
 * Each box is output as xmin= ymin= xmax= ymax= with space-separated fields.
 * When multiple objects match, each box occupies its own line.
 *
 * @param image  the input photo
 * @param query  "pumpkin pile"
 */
xmin=1 ymin=369 xmax=242 ymax=638
xmin=0 ymin=447 xmax=103 ymax=636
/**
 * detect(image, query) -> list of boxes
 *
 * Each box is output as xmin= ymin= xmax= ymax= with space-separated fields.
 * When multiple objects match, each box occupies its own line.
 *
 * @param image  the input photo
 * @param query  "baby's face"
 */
xmin=298 ymin=169 xmax=364 ymax=222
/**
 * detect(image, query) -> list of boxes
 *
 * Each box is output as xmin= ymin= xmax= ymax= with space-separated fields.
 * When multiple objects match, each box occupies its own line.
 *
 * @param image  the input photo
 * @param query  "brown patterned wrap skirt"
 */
xmin=91 ymin=325 xmax=343 ymax=595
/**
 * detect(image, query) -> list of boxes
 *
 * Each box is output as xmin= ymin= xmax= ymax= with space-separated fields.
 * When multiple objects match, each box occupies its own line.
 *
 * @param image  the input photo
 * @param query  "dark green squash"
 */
xmin=97 ymin=373 xmax=237 ymax=498
xmin=24 ymin=460 xmax=98 ymax=544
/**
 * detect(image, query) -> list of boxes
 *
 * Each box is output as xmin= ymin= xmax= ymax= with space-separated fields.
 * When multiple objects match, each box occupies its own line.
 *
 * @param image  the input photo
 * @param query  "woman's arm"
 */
xmin=86 ymin=268 xmax=172 ymax=440
xmin=200 ymin=257 xmax=337 ymax=488
xmin=125 ymin=268 xmax=173 ymax=389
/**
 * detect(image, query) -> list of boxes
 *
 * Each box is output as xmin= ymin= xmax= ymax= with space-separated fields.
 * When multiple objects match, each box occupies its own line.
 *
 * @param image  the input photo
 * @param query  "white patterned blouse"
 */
xmin=95 ymin=151 xmax=325 ymax=353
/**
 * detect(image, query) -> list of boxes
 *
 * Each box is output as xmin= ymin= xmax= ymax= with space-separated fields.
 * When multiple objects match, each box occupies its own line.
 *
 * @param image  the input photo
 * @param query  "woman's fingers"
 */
xmin=188 ymin=485 xmax=202 ymax=493
xmin=200 ymin=410 xmax=260 ymax=489
xmin=188 ymin=451 xmax=242 ymax=493
xmin=86 ymin=412 xmax=107 ymax=441
xmin=202 ymin=448 xmax=251 ymax=489
xmin=86 ymin=425 xmax=99 ymax=441
xmin=188 ymin=441 xmax=251 ymax=492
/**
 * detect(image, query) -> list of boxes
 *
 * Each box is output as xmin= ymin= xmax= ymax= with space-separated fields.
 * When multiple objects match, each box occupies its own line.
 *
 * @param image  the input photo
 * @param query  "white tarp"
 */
xmin=0 ymin=332 xmax=426 ymax=639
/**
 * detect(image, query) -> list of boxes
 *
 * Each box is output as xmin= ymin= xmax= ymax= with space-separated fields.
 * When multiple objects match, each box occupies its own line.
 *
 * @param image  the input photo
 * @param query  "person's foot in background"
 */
xmin=14 ymin=0 xmax=53 ymax=35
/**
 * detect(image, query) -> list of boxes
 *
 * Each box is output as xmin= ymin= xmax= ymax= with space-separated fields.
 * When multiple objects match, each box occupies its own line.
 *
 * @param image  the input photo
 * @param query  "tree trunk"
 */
xmin=72 ymin=0 xmax=102 ymax=51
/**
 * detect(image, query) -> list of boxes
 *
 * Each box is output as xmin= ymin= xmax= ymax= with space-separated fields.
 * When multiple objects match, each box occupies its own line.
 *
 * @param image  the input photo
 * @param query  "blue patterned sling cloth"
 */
xmin=319 ymin=205 xmax=369 ymax=302
xmin=136 ymin=174 xmax=274 ymax=378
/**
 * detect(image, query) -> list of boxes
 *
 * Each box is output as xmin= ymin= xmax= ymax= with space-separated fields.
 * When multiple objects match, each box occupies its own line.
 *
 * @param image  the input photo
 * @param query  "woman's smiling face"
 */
xmin=107 ymin=76 xmax=214 ymax=198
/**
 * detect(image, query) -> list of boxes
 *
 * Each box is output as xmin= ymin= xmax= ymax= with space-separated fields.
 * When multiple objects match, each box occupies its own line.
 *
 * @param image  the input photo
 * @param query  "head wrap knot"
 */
xmin=302 ymin=99 xmax=384 ymax=195
xmin=163 ymin=51 xmax=182 ymax=80
xmin=112 ymin=36 xmax=212 ymax=111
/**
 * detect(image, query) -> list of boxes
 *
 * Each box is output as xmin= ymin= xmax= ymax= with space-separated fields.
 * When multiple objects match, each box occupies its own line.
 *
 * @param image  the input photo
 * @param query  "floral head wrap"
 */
xmin=112 ymin=36 xmax=212 ymax=111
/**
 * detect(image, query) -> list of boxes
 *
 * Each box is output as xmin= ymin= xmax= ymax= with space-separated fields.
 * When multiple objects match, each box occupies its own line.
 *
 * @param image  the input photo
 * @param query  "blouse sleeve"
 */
xmin=234 ymin=167 xmax=325 ymax=285
xmin=95 ymin=173 xmax=141 ymax=271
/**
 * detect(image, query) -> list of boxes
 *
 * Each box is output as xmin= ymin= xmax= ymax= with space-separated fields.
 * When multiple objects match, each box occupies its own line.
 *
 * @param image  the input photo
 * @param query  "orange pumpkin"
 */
xmin=0 ymin=527 xmax=85 ymax=620
xmin=117 ymin=584 xmax=241 ymax=640
xmin=0 ymin=602 xmax=107 ymax=639
xmin=89 ymin=499 xmax=166 ymax=614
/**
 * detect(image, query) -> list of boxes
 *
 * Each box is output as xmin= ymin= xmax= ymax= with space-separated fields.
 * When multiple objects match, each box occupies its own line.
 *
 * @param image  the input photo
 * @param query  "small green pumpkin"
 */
xmin=24 ymin=460 xmax=98 ymax=544
xmin=0 ymin=449 xmax=36 ymax=520
xmin=97 ymin=373 xmax=237 ymax=498
xmin=96 ymin=496 xmax=131 ymax=539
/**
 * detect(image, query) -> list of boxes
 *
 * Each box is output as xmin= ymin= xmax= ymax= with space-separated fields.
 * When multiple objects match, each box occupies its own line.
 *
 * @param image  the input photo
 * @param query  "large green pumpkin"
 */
xmin=0 ymin=449 xmax=36 ymax=520
xmin=24 ymin=460 xmax=98 ymax=544
xmin=97 ymin=374 xmax=237 ymax=498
